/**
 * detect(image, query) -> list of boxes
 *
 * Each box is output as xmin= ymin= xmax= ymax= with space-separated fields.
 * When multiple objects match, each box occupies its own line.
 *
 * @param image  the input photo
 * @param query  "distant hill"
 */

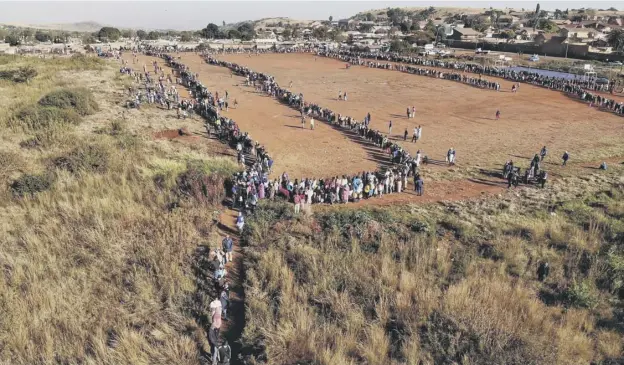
xmin=1 ymin=21 xmax=105 ymax=32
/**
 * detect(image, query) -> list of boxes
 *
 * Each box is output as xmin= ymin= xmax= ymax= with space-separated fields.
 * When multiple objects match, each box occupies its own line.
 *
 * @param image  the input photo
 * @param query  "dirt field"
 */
xmin=216 ymin=53 xmax=624 ymax=168
xmin=119 ymin=52 xmax=624 ymax=205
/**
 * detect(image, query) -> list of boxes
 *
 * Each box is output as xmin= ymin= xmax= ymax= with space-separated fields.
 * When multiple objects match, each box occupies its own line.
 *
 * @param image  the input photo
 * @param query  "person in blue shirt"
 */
xmin=222 ymin=235 xmax=233 ymax=263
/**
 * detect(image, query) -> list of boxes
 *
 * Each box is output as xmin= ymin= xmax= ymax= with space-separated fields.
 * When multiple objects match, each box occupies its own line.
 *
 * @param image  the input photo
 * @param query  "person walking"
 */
xmin=301 ymin=116 xmax=305 ymax=129
xmin=495 ymin=109 xmax=501 ymax=120
xmin=388 ymin=120 xmax=392 ymax=135
xmin=222 ymin=235 xmax=233 ymax=264
xmin=403 ymin=128 xmax=408 ymax=141
xmin=562 ymin=151 xmax=569 ymax=166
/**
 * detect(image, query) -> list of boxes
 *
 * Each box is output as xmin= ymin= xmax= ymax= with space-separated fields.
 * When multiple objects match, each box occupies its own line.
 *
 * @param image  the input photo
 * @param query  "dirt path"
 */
xmin=215 ymin=209 xmax=245 ymax=365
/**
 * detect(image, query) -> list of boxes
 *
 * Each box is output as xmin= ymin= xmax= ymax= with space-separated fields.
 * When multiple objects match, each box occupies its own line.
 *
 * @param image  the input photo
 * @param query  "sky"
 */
xmin=1 ymin=1 xmax=621 ymax=31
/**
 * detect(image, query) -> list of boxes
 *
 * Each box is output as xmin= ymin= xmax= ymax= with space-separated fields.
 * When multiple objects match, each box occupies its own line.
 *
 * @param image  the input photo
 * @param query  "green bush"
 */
xmin=53 ymin=144 xmax=110 ymax=173
xmin=39 ymin=88 xmax=98 ymax=116
xmin=565 ymin=279 xmax=598 ymax=309
xmin=10 ymin=173 xmax=55 ymax=197
xmin=0 ymin=66 xmax=38 ymax=83
xmin=14 ymin=105 xmax=82 ymax=129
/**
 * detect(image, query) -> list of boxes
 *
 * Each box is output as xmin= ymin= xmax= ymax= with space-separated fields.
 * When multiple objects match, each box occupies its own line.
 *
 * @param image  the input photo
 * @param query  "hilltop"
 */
xmin=1 ymin=21 xmax=105 ymax=32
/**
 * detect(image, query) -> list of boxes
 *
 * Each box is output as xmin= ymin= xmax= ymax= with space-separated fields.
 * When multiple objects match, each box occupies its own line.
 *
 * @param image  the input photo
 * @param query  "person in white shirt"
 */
xmin=210 ymin=297 xmax=222 ymax=318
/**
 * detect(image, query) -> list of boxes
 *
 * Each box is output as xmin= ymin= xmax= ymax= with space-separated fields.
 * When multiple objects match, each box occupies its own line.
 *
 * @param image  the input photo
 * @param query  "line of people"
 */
xmin=204 ymin=55 xmax=431 ymax=207
xmin=318 ymin=50 xmax=624 ymax=117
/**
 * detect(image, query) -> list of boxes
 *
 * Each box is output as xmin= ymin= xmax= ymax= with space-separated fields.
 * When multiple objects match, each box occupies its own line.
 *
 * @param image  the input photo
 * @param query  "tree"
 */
xmin=136 ymin=30 xmax=147 ymax=39
xmin=97 ymin=27 xmax=121 ymax=42
xmin=200 ymin=23 xmax=220 ymax=39
xmin=389 ymin=39 xmax=408 ymax=52
xmin=607 ymin=7 xmax=618 ymax=11
xmin=365 ymin=13 xmax=375 ymax=21
xmin=329 ymin=29 xmax=345 ymax=42
xmin=22 ymin=29 xmax=33 ymax=42
xmin=82 ymin=34 xmax=97 ymax=44
xmin=606 ymin=28 xmax=624 ymax=52
xmin=180 ymin=31 xmax=193 ymax=42
xmin=586 ymin=9 xmax=597 ymax=17
xmin=121 ymin=29 xmax=135 ymax=39
xmin=146 ymin=31 xmax=160 ymax=40
xmin=329 ymin=15 xmax=333 ymax=22
xmin=35 ymin=31 xmax=51 ymax=43
xmin=222 ymin=21 xmax=226 ymax=27
xmin=237 ymin=23 xmax=256 ymax=41
xmin=0 ymin=29 xmax=7 ymax=41
xmin=5 ymin=34 xmax=20 ymax=46
xmin=360 ymin=23 xmax=374 ymax=32
xmin=424 ymin=19 xmax=436 ymax=33
xmin=400 ymin=22 xmax=410 ymax=33
xmin=291 ymin=27 xmax=301 ymax=39
xmin=535 ymin=3 xmax=541 ymax=16
xmin=312 ymin=26 xmax=328 ymax=40
xmin=281 ymin=28 xmax=292 ymax=40
xmin=227 ymin=29 xmax=241 ymax=39
xmin=554 ymin=9 xmax=563 ymax=19
xmin=535 ymin=19 xmax=558 ymax=32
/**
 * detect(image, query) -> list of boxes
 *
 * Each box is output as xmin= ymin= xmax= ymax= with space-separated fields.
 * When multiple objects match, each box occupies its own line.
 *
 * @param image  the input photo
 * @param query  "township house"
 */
xmin=449 ymin=27 xmax=483 ymax=41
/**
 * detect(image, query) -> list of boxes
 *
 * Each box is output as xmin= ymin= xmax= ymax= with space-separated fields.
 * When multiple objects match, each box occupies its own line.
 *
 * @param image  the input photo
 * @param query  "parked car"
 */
xmin=607 ymin=61 xmax=623 ymax=66
xmin=529 ymin=54 xmax=540 ymax=62
xmin=595 ymin=77 xmax=610 ymax=84
xmin=475 ymin=48 xmax=490 ymax=54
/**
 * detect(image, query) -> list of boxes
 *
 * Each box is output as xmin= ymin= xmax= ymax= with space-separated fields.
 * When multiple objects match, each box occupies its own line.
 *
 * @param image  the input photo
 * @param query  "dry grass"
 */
xmin=241 ymin=172 xmax=624 ymax=364
xmin=0 ymin=55 xmax=238 ymax=364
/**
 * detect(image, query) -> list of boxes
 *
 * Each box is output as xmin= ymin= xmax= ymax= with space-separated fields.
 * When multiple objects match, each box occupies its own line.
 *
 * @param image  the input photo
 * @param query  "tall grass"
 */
xmin=240 ymin=179 xmax=624 ymax=364
xmin=0 ymin=54 xmax=233 ymax=364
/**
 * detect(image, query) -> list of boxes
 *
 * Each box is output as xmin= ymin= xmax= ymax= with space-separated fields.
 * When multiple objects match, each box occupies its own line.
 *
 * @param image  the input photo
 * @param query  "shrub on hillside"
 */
xmin=565 ymin=279 xmax=599 ymax=309
xmin=53 ymin=144 xmax=110 ymax=173
xmin=176 ymin=163 xmax=226 ymax=206
xmin=10 ymin=173 xmax=55 ymax=197
xmin=39 ymin=88 xmax=98 ymax=116
xmin=14 ymin=105 xmax=82 ymax=130
xmin=0 ymin=66 xmax=38 ymax=83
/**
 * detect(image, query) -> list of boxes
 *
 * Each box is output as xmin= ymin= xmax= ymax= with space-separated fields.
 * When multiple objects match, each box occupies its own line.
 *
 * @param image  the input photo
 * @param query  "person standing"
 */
xmin=293 ymin=193 xmax=301 ymax=214
xmin=495 ymin=109 xmax=501 ymax=120
xmin=415 ymin=176 xmax=424 ymax=196
xmin=403 ymin=128 xmax=408 ymax=141
xmin=301 ymin=115 xmax=305 ymax=129
xmin=310 ymin=117 xmax=315 ymax=130
xmin=540 ymin=146 xmax=547 ymax=161
xmin=388 ymin=120 xmax=392 ymax=135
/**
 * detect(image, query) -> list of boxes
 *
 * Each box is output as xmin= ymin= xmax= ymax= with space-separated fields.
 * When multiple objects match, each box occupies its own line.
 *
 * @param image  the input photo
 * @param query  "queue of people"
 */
xmin=204 ymin=55 xmax=430 ymax=209
xmin=318 ymin=50 xmax=624 ymax=117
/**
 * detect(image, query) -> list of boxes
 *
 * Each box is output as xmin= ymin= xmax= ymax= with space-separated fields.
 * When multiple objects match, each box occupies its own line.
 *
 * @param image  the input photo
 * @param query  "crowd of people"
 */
xmin=318 ymin=50 xmax=624 ymax=117
xmin=203 ymin=54 xmax=431 ymax=210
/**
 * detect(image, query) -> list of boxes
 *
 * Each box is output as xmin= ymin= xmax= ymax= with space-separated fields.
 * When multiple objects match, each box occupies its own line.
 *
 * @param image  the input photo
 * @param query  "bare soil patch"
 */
xmin=218 ymin=53 xmax=624 ymax=168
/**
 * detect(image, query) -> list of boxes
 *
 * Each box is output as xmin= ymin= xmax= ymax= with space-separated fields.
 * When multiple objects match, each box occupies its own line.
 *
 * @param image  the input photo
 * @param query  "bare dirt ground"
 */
xmin=217 ymin=53 xmax=624 ymax=168
xmin=177 ymin=53 xmax=379 ymax=180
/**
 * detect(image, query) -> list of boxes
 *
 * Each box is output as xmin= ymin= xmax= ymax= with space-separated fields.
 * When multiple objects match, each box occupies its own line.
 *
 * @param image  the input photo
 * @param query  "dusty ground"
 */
xmin=216 ymin=53 xmax=624 ymax=168
xmin=120 ymin=52 xmax=624 ymax=204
